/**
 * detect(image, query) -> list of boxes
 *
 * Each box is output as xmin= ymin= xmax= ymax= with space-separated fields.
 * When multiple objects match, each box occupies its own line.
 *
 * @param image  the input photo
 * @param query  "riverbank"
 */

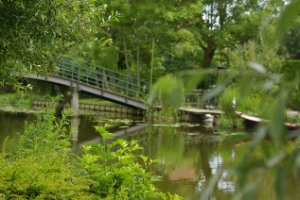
xmin=0 ymin=93 xmax=141 ymax=117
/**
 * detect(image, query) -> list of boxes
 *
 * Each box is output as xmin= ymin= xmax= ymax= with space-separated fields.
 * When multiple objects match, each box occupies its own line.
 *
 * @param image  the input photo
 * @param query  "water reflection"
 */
xmin=0 ymin=112 xmax=34 ymax=150
xmin=132 ymin=126 xmax=237 ymax=199
xmin=208 ymin=155 xmax=235 ymax=193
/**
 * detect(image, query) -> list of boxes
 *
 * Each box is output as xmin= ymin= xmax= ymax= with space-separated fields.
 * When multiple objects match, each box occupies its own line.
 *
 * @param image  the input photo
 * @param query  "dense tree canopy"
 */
xmin=0 ymin=0 xmax=107 ymax=85
xmin=0 ymin=0 xmax=296 ymax=86
xmin=82 ymin=0 xmax=286 ymax=87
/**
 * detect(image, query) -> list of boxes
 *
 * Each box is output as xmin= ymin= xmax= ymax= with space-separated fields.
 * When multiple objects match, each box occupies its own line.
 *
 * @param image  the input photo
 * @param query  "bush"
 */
xmin=0 ymin=110 xmax=180 ymax=199
xmin=79 ymin=126 xmax=181 ymax=200
xmin=0 ymin=110 xmax=94 ymax=199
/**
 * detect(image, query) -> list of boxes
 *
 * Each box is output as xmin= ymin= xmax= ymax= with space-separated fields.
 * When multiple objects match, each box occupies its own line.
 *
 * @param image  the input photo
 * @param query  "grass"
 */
xmin=0 ymin=93 xmax=40 ymax=113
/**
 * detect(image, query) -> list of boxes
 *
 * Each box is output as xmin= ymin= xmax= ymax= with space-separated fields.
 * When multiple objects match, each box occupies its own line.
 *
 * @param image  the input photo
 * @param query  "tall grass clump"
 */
xmin=147 ymin=74 xmax=184 ymax=123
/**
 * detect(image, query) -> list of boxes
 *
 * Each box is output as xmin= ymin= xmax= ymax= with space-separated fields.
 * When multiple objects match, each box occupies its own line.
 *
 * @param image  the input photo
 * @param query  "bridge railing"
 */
xmin=57 ymin=60 xmax=148 ymax=100
xmin=184 ymin=89 xmax=218 ymax=108
xmin=61 ymin=59 xmax=147 ymax=87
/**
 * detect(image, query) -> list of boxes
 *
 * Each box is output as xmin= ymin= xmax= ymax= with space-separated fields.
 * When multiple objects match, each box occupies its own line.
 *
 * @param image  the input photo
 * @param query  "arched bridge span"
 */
xmin=25 ymin=60 xmax=148 ymax=110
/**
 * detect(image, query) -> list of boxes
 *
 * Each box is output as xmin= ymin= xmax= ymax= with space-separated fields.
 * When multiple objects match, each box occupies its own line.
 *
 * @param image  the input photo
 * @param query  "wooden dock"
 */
xmin=179 ymin=107 xmax=223 ymax=115
xmin=179 ymin=107 xmax=223 ymax=122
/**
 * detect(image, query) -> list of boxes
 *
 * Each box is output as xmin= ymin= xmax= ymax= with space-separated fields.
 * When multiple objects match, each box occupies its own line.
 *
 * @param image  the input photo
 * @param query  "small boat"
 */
xmin=235 ymin=111 xmax=300 ymax=131
xmin=232 ymin=97 xmax=300 ymax=131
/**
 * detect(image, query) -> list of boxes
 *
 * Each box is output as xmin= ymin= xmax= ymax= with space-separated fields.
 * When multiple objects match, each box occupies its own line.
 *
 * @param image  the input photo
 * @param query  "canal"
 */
xmin=1 ymin=111 xmax=300 ymax=199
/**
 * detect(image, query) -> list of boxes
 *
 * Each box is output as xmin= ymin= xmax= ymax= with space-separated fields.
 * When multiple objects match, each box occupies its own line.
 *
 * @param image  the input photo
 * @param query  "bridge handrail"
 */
xmin=55 ymin=60 xmax=148 ymax=100
xmin=61 ymin=61 xmax=144 ymax=88
xmin=57 ymin=65 xmax=143 ymax=94
xmin=62 ymin=59 xmax=147 ymax=86
xmin=184 ymin=89 xmax=218 ymax=108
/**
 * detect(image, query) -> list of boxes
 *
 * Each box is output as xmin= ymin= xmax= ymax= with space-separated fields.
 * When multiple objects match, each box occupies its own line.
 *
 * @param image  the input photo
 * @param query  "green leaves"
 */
xmin=0 ymin=110 xmax=177 ymax=199
xmin=148 ymin=74 xmax=185 ymax=122
xmin=80 ymin=134 xmax=173 ymax=199
xmin=0 ymin=0 xmax=110 ymax=86
xmin=95 ymin=125 xmax=113 ymax=141
xmin=277 ymin=0 xmax=300 ymax=39
xmin=148 ymin=74 xmax=184 ymax=109
xmin=0 ymin=110 xmax=94 ymax=199
xmin=269 ymin=90 xmax=289 ymax=144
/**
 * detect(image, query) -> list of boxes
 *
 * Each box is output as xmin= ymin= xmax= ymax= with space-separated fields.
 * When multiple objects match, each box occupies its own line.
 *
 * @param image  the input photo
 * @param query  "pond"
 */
xmin=1 ymin=111 xmax=300 ymax=199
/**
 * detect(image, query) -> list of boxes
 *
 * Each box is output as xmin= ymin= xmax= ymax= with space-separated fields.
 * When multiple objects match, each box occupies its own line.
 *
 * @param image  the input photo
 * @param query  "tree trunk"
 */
xmin=136 ymin=40 xmax=141 ymax=97
xmin=202 ymin=39 xmax=216 ymax=68
xmin=55 ymin=88 xmax=72 ymax=118
xmin=150 ymin=38 xmax=155 ymax=91
xmin=122 ymin=38 xmax=130 ymax=96
xmin=123 ymin=37 xmax=130 ymax=73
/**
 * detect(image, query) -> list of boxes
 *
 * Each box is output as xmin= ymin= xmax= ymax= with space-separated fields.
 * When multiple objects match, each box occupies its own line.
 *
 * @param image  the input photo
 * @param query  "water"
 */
xmin=0 ymin=112 xmax=35 ymax=149
xmin=133 ymin=126 xmax=240 ymax=199
xmin=1 ymin=111 xmax=300 ymax=199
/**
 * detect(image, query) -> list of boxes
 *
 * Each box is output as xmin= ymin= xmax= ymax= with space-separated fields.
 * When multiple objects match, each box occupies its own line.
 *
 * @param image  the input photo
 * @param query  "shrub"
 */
xmin=0 ymin=110 xmax=94 ymax=199
xmin=79 ymin=126 xmax=181 ymax=200
xmin=0 ymin=110 xmax=180 ymax=199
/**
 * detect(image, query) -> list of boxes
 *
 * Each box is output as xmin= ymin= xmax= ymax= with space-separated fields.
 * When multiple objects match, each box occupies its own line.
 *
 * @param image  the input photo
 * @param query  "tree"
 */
xmin=96 ymin=0 xmax=271 ymax=80
xmin=0 ymin=0 xmax=107 ymax=86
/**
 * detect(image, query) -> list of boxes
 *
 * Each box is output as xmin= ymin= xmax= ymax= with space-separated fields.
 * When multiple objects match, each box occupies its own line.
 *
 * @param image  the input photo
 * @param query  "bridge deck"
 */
xmin=26 ymin=74 xmax=148 ymax=110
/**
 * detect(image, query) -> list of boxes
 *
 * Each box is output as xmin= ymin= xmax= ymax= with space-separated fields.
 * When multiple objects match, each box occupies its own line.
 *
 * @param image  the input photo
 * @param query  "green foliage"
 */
xmin=229 ymin=41 xmax=284 ymax=73
xmin=79 ymin=139 xmax=179 ymax=200
xmin=0 ymin=0 xmax=109 ymax=86
xmin=276 ymin=0 xmax=300 ymax=39
xmin=0 ymin=93 xmax=34 ymax=111
xmin=0 ymin=110 xmax=178 ymax=199
xmin=17 ymin=109 xmax=70 ymax=154
xmin=203 ymin=1 xmax=300 ymax=199
xmin=88 ymin=0 xmax=270 ymax=86
xmin=0 ymin=93 xmax=58 ymax=113
xmin=0 ymin=110 xmax=94 ymax=199
xmin=281 ymin=22 xmax=300 ymax=59
xmin=79 ymin=125 xmax=181 ymax=199
xmin=214 ymin=38 xmax=287 ymax=130
xmin=282 ymin=60 xmax=300 ymax=80
xmin=148 ymin=74 xmax=184 ymax=122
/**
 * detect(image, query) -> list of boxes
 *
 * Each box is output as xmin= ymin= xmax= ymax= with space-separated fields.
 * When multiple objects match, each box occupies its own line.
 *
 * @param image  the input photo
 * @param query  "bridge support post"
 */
xmin=71 ymin=87 xmax=80 ymax=142
xmin=71 ymin=87 xmax=79 ymax=117
xmin=71 ymin=117 xmax=80 ymax=150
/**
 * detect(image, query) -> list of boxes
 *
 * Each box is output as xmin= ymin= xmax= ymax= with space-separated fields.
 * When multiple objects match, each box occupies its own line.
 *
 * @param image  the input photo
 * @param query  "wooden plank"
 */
xmin=179 ymin=107 xmax=223 ymax=115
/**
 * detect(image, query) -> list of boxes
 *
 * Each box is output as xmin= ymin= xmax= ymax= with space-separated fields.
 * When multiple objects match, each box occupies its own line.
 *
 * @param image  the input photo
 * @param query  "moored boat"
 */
xmin=235 ymin=111 xmax=300 ymax=131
